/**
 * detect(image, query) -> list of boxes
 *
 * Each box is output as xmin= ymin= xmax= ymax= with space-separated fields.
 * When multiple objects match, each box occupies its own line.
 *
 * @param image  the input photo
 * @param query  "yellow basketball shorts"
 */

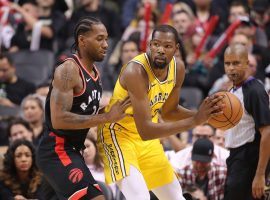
xmin=97 ymin=123 xmax=175 ymax=190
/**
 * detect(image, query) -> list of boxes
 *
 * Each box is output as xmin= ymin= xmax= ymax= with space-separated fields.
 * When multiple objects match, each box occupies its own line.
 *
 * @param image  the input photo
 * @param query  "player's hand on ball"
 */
xmin=194 ymin=94 xmax=224 ymax=125
xmin=107 ymin=97 xmax=131 ymax=122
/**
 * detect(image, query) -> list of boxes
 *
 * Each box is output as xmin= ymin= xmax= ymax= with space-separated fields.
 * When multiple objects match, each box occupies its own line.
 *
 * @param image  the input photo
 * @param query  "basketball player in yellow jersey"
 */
xmin=97 ymin=25 xmax=223 ymax=200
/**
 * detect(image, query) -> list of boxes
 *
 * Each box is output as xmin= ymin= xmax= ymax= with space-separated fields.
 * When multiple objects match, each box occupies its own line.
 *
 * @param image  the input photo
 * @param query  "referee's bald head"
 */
xmin=224 ymin=44 xmax=248 ymax=60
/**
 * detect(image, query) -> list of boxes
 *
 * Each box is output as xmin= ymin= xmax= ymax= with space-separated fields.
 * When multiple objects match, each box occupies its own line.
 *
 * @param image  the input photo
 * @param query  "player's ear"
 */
xmin=78 ymin=35 xmax=85 ymax=47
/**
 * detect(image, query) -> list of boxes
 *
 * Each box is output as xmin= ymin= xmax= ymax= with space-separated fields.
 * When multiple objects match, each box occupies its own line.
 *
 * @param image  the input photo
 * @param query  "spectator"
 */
xmin=0 ymin=139 xmax=43 ymax=200
xmin=213 ymin=129 xmax=225 ymax=148
xmin=7 ymin=118 xmax=34 ymax=144
xmin=121 ymin=0 xmax=159 ymax=30
xmin=108 ymin=40 xmax=140 ymax=87
xmin=184 ymin=185 xmax=207 ymax=200
xmin=36 ymin=0 xmax=66 ymax=53
xmin=229 ymin=1 xmax=268 ymax=48
xmin=177 ymin=138 xmax=227 ymax=200
xmin=21 ymin=94 xmax=44 ymax=146
xmin=9 ymin=0 xmax=56 ymax=51
xmin=172 ymin=9 xmax=194 ymax=39
xmin=68 ymin=0 xmax=120 ymax=39
xmin=193 ymin=0 xmax=227 ymax=35
xmin=0 ymin=53 xmax=35 ymax=107
xmin=170 ymin=124 xmax=229 ymax=170
xmin=83 ymin=135 xmax=104 ymax=182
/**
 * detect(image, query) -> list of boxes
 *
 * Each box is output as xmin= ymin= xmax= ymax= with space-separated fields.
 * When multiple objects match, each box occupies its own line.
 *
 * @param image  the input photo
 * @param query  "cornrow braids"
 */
xmin=72 ymin=16 xmax=102 ymax=55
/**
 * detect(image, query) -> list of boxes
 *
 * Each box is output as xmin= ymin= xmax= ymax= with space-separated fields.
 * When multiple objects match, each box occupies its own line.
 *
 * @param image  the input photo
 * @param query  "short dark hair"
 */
xmin=151 ymin=24 xmax=179 ymax=44
xmin=72 ymin=16 xmax=102 ymax=53
xmin=0 ymin=53 xmax=13 ymax=65
xmin=7 ymin=118 xmax=33 ymax=137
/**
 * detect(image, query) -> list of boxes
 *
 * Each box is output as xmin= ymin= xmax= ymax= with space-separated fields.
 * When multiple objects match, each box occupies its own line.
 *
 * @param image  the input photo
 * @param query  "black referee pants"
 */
xmin=224 ymin=142 xmax=263 ymax=200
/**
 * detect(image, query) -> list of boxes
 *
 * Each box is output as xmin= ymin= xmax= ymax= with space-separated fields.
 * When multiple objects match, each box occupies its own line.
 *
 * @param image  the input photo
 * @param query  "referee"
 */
xmin=223 ymin=44 xmax=270 ymax=200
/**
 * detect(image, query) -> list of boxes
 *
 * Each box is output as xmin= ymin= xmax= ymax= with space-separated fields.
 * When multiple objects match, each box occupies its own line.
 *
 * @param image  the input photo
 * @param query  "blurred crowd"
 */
xmin=0 ymin=0 xmax=270 ymax=199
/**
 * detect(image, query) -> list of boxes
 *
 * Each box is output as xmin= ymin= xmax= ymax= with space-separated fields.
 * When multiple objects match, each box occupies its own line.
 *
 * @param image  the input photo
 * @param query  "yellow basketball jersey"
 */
xmin=104 ymin=53 xmax=176 ymax=138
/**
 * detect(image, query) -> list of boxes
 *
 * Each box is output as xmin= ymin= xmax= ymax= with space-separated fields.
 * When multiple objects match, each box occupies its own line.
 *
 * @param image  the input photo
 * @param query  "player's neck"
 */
xmin=77 ymin=53 xmax=94 ymax=72
xmin=152 ymin=67 xmax=168 ymax=81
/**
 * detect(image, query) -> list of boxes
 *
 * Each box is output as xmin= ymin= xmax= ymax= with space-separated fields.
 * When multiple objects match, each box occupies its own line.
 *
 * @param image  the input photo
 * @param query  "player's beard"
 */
xmin=153 ymin=58 xmax=168 ymax=69
xmin=87 ymin=51 xmax=104 ymax=63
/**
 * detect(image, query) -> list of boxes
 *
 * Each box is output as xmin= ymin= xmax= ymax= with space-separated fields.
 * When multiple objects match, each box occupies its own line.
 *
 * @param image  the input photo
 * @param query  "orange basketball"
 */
xmin=208 ymin=91 xmax=243 ymax=130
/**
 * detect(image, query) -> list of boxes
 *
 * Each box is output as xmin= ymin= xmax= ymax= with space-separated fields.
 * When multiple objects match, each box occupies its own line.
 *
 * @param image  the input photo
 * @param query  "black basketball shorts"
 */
xmin=37 ymin=132 xmax=103 ymax=200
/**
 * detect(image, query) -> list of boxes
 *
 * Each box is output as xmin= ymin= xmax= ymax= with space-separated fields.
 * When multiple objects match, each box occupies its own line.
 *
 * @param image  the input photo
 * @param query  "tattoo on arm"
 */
xmin=60 ymin=69 xmax=73 ymax=91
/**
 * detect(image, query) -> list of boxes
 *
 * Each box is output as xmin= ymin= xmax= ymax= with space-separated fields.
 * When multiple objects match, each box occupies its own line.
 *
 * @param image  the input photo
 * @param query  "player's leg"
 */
xmin=37 ymin=133 xmax=104 ymax=200
xmin=151 ymin=175 xmax=186 ymax=200
xmin=116 ymin=165 xmax=150 ymax=200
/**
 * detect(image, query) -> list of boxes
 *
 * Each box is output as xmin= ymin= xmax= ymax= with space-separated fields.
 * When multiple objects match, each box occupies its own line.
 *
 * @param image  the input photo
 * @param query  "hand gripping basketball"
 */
xmin=208 ymin=91 xmax=243 ymax=130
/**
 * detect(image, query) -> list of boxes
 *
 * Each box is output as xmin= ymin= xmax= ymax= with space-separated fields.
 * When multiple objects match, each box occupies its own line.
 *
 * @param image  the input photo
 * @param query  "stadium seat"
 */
xmin=10 ymin=50 xmax=55 ymax=87
xmin=180 ymin=87 xmax=203 ymax=109
xmin=0 ymin=105 xmax=20 ymax=117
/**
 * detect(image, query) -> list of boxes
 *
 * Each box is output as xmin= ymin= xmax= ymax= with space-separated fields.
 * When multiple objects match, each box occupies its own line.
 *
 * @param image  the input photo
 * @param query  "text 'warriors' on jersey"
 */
xmin=104 ymin=53 xmax=176 ymax=136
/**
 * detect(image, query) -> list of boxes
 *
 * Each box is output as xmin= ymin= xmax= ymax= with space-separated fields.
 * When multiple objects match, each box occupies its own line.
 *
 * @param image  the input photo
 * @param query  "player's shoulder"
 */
xmin=175 ymin=58 xmax=185 ymax=73
xmin=55 ymin=59 xmax=79 ymax=75
xmin=123 ymin=59 xmax=148 ymax=78
xmin=173 ymin=58 xmax=185 ymax=86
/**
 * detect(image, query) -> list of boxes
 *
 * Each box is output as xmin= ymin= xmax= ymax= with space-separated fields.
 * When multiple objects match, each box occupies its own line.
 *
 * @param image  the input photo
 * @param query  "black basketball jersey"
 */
xmin=44 ymin=54 xmax=102 ymax=149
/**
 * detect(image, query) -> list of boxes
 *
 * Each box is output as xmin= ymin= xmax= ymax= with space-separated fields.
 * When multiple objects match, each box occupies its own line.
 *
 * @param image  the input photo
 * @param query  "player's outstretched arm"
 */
xmin=120 ymin=62 xmax=222 ymax=140
xmin=161 ymin=60 xmax=196 ymax=121
xmin=50 ymin=61 xmax=129 ymax=130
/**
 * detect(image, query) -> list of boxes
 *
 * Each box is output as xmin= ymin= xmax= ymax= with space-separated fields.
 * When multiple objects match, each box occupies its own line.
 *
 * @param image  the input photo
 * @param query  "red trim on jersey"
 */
xmin=68 ymin=187 xmax=88 ymax=200
xmin=63 ymin=58 xmax=86 ymax=97
xmin=73 ymin=54 xmax=100 ymax=82
xmin=49 ymin=132 xmax=72 ymax=166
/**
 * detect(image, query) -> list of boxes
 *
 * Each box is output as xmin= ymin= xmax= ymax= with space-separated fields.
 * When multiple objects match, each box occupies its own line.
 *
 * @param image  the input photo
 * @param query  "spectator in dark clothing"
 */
xmin=9 ymin=0 xmax=60 ymax=52
xmin=0 ymin=53 xmax=35 ymax=107
xmin=67 ymin=0 xmax=120 ymax=39
xmin=0 ymin=139 xmax=44 ymax=200
xmin=36 ymin=0 xmax=67 ymax=53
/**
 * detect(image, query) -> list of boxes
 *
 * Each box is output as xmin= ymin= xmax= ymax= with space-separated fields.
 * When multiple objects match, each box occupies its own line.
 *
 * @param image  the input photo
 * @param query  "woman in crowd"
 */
xmin=21 ymin=94 xmax=45 ymax=145
xmin=83 ymin=134 xmax=105 ymax=182
xmin=0 ymin=139 xmax=43 ymax=200
xmin=7 ymin=117 xmax=34 ymax=144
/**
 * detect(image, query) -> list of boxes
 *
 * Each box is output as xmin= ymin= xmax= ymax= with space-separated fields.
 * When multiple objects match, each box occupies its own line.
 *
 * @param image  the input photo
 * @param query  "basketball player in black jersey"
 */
xmin=36 ymin=17 xmax=130 ymax=200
